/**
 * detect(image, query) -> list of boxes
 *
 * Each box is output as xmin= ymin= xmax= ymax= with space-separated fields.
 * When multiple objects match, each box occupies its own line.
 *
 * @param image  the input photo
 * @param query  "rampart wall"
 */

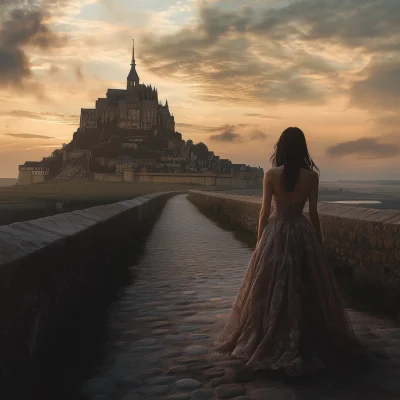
xmin=0 ymin=192 xmax=177 ymax=396
xmin=188 ymin=190 xmax=400 ymax=292
xmin=94 ymin=171 xmax=262 ymax=187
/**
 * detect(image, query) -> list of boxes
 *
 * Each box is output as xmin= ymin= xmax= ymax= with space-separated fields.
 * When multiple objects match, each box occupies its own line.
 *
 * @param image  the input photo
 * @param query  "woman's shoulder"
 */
xmin=301 ymin=168 xmax=319 ymax=184
xmin=265 ymin=166 xmax=319 ymax=181
xmin=265 ymin=166 xmax=282 ymax=176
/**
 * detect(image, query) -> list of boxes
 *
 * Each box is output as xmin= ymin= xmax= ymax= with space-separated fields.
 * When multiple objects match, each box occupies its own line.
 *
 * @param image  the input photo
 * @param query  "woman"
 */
xmin=216 ymin=127 xmax=363 ymax=377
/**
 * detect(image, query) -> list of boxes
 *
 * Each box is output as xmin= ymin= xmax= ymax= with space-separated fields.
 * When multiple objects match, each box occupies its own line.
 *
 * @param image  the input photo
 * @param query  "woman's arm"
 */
xmin=257 ymin=170 xmax=273 ymax=242
xmin=308 ymin=172 xmax=323 ymax=244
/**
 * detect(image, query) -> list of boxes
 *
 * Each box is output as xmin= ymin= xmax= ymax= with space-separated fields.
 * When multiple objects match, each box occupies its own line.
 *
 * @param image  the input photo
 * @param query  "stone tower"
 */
xmin=127 ymin=39 xmax=139 ymax=92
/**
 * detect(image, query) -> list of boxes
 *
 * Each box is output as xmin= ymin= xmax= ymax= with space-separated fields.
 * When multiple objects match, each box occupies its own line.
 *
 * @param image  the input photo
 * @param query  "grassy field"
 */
xmin=0 ymin=180 xmax=207 ymax=225
xmin=0 ymin=180 xmax=201 ymax=205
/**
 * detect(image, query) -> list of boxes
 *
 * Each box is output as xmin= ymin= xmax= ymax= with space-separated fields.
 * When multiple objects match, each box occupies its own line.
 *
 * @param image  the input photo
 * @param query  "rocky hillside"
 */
xmin=54 ymin=152 xmax=92 ymax=180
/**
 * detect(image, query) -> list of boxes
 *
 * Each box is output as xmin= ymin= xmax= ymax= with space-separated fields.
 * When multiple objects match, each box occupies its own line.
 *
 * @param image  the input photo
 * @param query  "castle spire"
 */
xmin=131 ymin=39 xmax=136 ymax=66
xmin=127 ymin=39 xmax=139 ymax=87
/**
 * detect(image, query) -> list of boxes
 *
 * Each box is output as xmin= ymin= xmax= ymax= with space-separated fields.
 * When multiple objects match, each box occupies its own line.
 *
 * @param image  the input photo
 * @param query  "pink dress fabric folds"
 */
xmin=215 ymin=196 xmax=363 ymax=377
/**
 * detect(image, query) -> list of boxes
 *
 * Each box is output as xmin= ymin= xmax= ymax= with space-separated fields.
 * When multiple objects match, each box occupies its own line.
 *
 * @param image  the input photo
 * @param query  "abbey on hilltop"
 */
xmin=17 ymin=40 xmax=264 ymax=185
xmin=78 ymin=39 xmax=175 ymax=142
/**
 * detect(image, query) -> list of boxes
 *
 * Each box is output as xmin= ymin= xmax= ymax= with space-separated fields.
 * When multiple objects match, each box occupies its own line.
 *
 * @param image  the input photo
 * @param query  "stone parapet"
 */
xmin=188 ymin=190 xmax=400 ymax=291
xmin=0 ymin=192 xmax=178 ymax=394
xmin=94 ymin=171 xmax=262 ymax=187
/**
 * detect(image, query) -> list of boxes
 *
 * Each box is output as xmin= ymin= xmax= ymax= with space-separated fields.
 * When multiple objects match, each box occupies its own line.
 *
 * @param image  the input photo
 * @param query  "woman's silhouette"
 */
xmin=216 ymin=127 xmax=363 ymax=377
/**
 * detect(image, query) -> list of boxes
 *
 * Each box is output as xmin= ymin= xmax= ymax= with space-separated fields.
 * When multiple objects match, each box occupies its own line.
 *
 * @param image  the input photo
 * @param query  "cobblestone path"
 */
xmin=82 ymin=195 xmax=400 ymax=400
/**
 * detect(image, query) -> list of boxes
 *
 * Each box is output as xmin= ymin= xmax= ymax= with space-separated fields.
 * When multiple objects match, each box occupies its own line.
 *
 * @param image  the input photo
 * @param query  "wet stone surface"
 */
xmin=82 ymin=195 xmax=400 ymax=399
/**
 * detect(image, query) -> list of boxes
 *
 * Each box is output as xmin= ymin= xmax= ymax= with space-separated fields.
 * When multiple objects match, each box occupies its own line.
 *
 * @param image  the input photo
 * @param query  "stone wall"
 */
xmin=17 ymin=169 xmax=33 ymax=185
xmin=125 ymin=172 xmax=218 ymax=185
xmin=95 ymin=171 xmax=262 ymax=187
xmin=188 ymin=190 xmax=400 ymax=291
xmin=0 ymin=192 xmax=177 ymax=396
xmin=62 ymin=149 xmax=90 ymax=163
xmin=17 ymin=170 xmax=46 ymax=185
xmin=32 ymin=174 xmax=46 ymax=184
xmin=94 ymin=172 xmax=124 ymax=182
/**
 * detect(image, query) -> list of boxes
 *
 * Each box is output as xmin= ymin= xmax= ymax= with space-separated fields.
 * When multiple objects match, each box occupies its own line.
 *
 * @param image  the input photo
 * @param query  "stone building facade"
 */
xmin=18 ymin=162 xmax=49 ymax=185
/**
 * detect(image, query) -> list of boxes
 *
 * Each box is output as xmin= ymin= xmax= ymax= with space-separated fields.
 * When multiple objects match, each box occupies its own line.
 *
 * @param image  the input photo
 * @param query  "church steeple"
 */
xmin=131 ymin=39 xmax=136 ymax=66
xmin=127 ymin=39 xmax=139 ymax=90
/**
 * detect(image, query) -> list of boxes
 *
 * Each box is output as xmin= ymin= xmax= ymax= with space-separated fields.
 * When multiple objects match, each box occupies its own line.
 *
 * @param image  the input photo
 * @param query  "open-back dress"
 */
xmin=215 ymin=194 xmax=363 ymax=377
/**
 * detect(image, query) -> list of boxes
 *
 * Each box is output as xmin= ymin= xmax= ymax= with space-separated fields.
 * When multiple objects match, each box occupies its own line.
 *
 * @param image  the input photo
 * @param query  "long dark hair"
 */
xmin=270 ymin=127 xmax=319 ymax=192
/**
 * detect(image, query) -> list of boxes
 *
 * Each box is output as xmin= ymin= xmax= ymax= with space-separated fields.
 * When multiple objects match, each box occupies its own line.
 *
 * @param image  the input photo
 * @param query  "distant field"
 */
xmin=3 ymin=178 xmax=400 ymax=209
xmin=0 ymin=180 xmax=209 ymax=225
xmin=0 ymin=178 xmax=17 ymax=187
xmin=0 ymin=180 xmax=203 ymax=205
xmin=216 ymin=181 xmax=400 ymax=211
xmin=320 ymin=181 xmax=400 ymax=194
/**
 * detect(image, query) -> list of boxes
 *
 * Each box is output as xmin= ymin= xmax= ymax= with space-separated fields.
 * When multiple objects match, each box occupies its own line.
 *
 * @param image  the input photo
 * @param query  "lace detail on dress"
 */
xmin=215 ymin=195 xmax=363 ymax=377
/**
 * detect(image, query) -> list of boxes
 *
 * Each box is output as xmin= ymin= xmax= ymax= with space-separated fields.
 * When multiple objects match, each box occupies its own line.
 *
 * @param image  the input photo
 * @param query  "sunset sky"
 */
xmin=0 ymin=0 xmax=399 ymax=179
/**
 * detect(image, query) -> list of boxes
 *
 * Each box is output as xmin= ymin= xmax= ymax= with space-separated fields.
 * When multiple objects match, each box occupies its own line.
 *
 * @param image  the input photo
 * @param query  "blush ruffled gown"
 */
xmin=215 ymin=195 xmax=364 ymax=377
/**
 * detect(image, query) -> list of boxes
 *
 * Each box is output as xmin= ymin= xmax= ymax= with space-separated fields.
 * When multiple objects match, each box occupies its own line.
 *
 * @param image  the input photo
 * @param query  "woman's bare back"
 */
xmin=268 ymin=166 xmax=318 ymax=204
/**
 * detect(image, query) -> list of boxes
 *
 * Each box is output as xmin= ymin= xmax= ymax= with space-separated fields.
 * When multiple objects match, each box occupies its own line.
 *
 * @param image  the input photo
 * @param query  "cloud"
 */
xmin=249 ymin=129 xmax=267 ymax=140
xmin=49 ymin=64 xmax=60 ymax=74
xmin=17 ymin=143 xmax=61 ymax=151
xmin=0 ymin=109 xmax=79 ymax=124
xmin=177 ymin=122 xmax=267 ymax=143
xmin=349 ymin=58 xmax=400 ymax=112
xmin=176 ymin=122 xmax=248 ymax=133
xmin=0 ymin=0 xmax=69 ymax=91
xmin=326 ymin=137 xmax=400 ymax=158
xmin=191 ymin=0 xmax=400 ymax=51
xmin=371 ymin=113 xmax=400 ymax=128
xmin=74 ymin=64 xmax=84 ymax=82
xmin=209 ymin=124 xmax=267 ymax=142
xmin=244 ymin=113 xmax=282 ymax=120
xmin=4 ymin=133 xmax=54 ymax=139
xmin=139 ymin=0 xmax=400 ymax=107
xmin=210 ymin=129 xmax=242 ymax=142
xmin=139 ymin=3 xmax=338 ymax=105
xmin=176 ymin=122 xmax=196 ymax=129
xmin=253 ymin=0 xmax=400 ymax=55
xmin=202 ymin=123 xmax=248 ymax=133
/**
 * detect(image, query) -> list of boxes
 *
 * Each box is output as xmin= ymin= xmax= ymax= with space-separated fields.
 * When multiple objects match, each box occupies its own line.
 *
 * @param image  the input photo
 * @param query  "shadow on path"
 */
xmin=33 ymin=207 xmax=164 ymax=400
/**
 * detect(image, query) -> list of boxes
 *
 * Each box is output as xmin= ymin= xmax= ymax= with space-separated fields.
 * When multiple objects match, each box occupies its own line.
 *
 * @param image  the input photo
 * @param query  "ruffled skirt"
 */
xmin=215 ymin=213 xmax=364 ymax=377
